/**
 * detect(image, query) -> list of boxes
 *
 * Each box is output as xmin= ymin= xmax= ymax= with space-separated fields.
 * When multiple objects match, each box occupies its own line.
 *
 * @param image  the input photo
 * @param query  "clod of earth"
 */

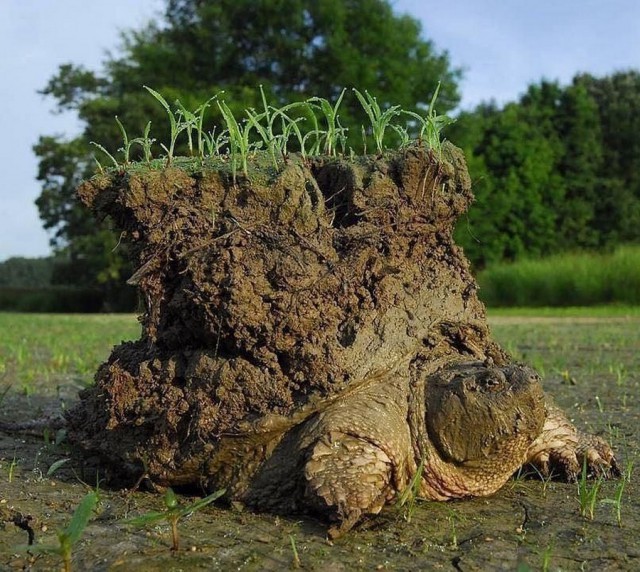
xmin=70 ymin=143 xmax=619 ymax=537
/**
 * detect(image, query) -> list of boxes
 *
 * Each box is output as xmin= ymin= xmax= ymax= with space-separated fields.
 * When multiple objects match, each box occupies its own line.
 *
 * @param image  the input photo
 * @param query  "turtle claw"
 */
xmin=577 ymin=434 xmax=621 ymax=479
xmin=525 ymin=403 xmax=620 ymax=483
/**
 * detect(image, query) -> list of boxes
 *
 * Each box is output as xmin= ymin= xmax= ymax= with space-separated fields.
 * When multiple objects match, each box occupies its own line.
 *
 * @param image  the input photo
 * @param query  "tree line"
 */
xmin=451 ymin=71 xmax=640 ymax=268
xmin=26 ymin=0 xmax=640 ymax=309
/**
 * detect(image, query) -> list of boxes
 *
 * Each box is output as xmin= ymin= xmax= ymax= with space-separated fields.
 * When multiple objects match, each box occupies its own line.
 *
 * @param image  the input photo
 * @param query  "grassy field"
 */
xmin=0 ymin=311 xmax=638 ymax=570
xmin=0 ymin=314 xmax=141 ymax=401
xmin=478 ymin=245 xmax=640 ymax=307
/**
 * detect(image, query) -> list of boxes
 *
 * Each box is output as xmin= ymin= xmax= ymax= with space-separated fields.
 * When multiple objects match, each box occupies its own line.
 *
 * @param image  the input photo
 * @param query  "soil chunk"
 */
xmin=69 ymin=144 xmax=617 ymax=531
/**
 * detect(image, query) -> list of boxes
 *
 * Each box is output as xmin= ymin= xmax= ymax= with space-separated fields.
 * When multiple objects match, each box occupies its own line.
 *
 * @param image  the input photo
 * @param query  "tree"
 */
xmin=453 ymin=83 xmax=567 ymax=267
xmin=574 ymin=71 xmax=640 ymax=245
xmin=453 ymin=71 xmax=640 ymax=268
xmin=554 ymin=82 xmax=602 ymax=249
xmin=0 ymin=257 xmax=55 ymax=288
xmin=35 ymin=0 xmax=462 ymax=307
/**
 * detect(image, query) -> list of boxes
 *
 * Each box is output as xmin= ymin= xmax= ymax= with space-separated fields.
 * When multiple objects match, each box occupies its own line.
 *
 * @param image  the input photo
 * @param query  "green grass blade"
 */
xmin=63 ymin=491 xmax=98 ymax=546
xmin=124 ymin=511 xmax=169 ymax=527
xmin=90 ymin=142 xmax=119 ymax=169
xmin=177 ymin=488 xmax=226 ymax=518
xmin=46 ymin=458 xmax=71 ymax=477
xmin=143 ymin=85 xmax=171 ymax=113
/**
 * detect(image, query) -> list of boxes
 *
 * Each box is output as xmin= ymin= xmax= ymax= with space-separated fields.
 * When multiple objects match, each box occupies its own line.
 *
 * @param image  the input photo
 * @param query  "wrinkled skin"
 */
xmin=204 ymin=359 xmax=619 ymax=538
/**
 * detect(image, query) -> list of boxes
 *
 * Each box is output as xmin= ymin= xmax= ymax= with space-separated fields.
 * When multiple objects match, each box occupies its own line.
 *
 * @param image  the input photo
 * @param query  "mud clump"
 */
xmin=71 ymin=144 xmax=504 ymax=488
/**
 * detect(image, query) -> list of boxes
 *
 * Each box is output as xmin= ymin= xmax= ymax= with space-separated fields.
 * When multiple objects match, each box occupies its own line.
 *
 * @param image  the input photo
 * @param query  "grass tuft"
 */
xmin=91 ymin=85 xmax=452 ymax=177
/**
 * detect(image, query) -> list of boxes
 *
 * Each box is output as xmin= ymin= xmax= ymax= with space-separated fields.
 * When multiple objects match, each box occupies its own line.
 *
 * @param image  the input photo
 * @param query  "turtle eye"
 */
xmin=478 ymin=368 xmax=507 ymax=392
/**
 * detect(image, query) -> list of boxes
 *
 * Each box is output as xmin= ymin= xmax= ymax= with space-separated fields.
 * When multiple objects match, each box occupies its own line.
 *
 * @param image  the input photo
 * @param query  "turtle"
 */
xmin=197 ymin=358 xmax=619 ymax=539
xmin=55 ymin=142 xmax=620 ymax=538
xmin=0 ymin=356 xmax=620 ymax=539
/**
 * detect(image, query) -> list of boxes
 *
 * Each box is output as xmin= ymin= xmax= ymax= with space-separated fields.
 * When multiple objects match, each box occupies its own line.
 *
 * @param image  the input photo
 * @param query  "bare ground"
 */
xmin=1 ymin=315 xmax=638 ymax=571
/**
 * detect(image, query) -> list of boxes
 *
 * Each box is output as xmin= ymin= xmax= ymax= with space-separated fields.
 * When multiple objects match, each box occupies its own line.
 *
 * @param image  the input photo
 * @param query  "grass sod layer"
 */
xmin=0 ymin=311 xmax=637 ymax=570
xmin=90 ymin=84 xmax=453 ymax=177
xmin=91 ymin=85 xmax=637 ymax=312
xmin=478 ymin=245 xmax=640 ymax=307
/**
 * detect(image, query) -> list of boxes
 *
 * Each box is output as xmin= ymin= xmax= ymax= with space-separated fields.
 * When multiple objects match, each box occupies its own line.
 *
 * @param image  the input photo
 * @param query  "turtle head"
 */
xmin=420 ymin=362 xmax=546 ymax=499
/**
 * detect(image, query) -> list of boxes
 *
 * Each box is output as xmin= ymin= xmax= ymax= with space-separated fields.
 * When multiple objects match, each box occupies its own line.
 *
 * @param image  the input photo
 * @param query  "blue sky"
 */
xmin=1 ymin=0 xmax=638 ymax=261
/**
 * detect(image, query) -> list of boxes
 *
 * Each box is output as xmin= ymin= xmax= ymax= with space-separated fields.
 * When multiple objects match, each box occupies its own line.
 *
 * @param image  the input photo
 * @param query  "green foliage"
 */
xmin=454 ymin=71 xmax=640 ymax=269
xmin=478 ymin=245 xmax=640 ymax=307
xmin=34 ymin=0 xmax=460 ymax=301
xmin=0 ymin=257 xmax=55 ymax=288
xmin=0 ymin=286 xmax=104 ymax=313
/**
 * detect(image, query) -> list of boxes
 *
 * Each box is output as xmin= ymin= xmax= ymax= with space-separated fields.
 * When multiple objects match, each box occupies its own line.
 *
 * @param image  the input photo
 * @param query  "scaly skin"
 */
xmin=256 ymin=360 xmax=620 ymax=537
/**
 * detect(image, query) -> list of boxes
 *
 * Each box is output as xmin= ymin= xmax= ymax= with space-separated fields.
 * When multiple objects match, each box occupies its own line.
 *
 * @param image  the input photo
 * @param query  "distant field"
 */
xmin=0 ymin=313 xmax=140 ymax=393
xmin=486 ymin=305 xmax=640 ymax=318
xmin=479 ymin=245 xmax=640 ymax=307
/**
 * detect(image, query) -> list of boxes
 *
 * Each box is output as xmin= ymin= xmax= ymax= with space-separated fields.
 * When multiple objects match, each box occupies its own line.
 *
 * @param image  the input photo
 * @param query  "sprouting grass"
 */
xmin=353 ymin=89 xmax=401 ymax=154
xmin=601 ymin=460 xmax=634 ymax=526
xmin=539 ymin=544 xmax=554 ymax=572
xmin=217 ymin=99 xmax=257 ymax=181
xmin=306 ymin=89 xmax=348 ymax=157
xmin=143 ymin=86 xmax=189 ymax=165
xmin=402 ymin=82 xmax=454 ymax=154
xmin=396 ymin=459 xmax=425 ymax=523
xmin=26 ymin=491 xmax=98 ymax=572
xmin=446 ymin=508 xmax=459 ymax=549
xmin=247 ymin=86 xmax=307 ymax=166
xmin=576 ymin=458 xmax=603 ymax=520
xmin=478 ymin=245 xmax=640 ymax=307
xmin=7 ymin=455 xmax=18 ymax=482
xmin=124 ymin=487 xmax=225 ymax=551
xmin=289 ymin=534 xmax=301 ymax=569
xmin=91 ymin=84 xmax=451 ymax=177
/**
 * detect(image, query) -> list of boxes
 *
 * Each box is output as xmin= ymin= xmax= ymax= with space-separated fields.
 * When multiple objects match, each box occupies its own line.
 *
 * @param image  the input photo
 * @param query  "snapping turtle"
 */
xmin=202 ymin=359 xmax=618 ymax=537
xmin=67 ymin=142 xmax=618 ymax=536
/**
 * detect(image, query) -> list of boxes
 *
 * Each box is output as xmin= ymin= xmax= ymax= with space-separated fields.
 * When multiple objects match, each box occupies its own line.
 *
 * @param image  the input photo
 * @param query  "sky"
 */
xmin=0 ymin=0 xmax=638 ymax=262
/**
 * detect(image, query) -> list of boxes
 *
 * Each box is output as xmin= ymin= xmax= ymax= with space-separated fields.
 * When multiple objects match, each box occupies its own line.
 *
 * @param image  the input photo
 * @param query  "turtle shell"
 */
xmin=68 ymin=143 xmax=504 ymax=486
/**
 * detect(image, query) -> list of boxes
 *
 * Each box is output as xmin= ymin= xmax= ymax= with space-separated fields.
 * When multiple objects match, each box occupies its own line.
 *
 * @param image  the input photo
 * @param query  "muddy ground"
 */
xmin=0 ymin=314 xmax=637 ymax=571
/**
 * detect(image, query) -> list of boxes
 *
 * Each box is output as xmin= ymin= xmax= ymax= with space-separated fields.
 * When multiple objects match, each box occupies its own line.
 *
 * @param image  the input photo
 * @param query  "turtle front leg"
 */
xmin=525 ymin=402 xmax=620 ymax=481
xmin=298 ymin=376 xmax=413 ymax=539
xmin=304 ymin=430 xmax=395 ymax=539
